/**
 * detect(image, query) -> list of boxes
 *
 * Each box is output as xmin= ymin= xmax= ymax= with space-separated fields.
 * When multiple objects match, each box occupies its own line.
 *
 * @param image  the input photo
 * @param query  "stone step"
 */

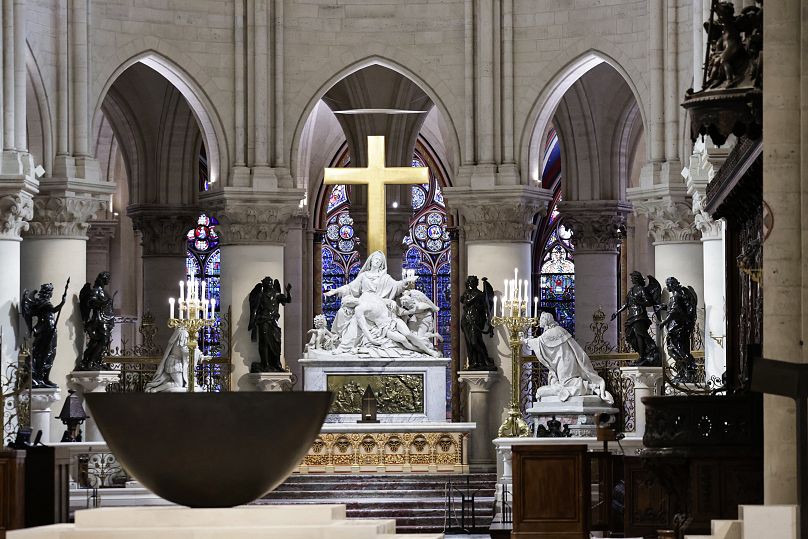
xmin=739 ymin=505 xmax=797 ymax=539
xmin=265 ymin=489 xmax=496 ymax=499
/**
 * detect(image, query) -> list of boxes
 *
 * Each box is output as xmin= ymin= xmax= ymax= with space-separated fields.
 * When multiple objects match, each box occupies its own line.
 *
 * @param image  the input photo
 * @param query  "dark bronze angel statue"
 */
xmin=459 ymin=275 xmax=496 ymax=371
xmin=248 ymin=277 xmax=292 ymax=372
xmin=612 ymin=271 xmax=662 ymax=367
xmin=77 ymin=271 xmax=115 ymax=371
xmin=21 ymin=279 xmax=69 ymax=387
xmin=658 ymin=277 xmax=699 ymax=383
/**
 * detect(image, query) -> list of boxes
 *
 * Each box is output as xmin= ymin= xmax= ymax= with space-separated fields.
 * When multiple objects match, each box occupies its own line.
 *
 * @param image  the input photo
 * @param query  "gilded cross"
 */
xmin=324 ymin=136 xmax=428 ymax=255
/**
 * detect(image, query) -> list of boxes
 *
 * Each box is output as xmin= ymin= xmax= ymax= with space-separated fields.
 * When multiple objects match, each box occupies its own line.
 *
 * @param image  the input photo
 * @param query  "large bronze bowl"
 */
xmin=84 ymin=391 xmax=331 ymax=508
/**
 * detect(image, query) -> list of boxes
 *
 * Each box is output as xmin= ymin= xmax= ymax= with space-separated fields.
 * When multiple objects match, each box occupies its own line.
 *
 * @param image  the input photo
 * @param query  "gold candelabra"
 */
xmin=168 ymin=279 xmax=214 ymax=393
xmin=492 ymin=298 xmax=538 ymax=438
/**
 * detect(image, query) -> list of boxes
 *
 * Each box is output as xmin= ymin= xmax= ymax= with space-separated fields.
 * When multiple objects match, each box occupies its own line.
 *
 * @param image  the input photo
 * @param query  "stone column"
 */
xmin=21 ymin=190 xmax=108 ymax=442
xmin=443 ymin=185 xmax=551 ymax=445
xmin=129 ymin=206 xmax=197 ymax=350
xmin=207 ymin=190 xmax=303 ymax=389
xmin=66 ymin=371 xmax=119 ymax=442
xmin=29 ymin=387 xmax=61 ymax=442
xmin=619 ymin=366 xmax=662 ymax=438
xmin=559 ymin=201 xmax=631 ymax=346
xmin=629 ymin=195 xmax=704 ymax=304
xmin=458 ymin=371 xmax=497 ymax=471
xmin=86 ymin=219 xmax=116 ymax=282
xmin=0 ymin=189 xmax=33 ymax=369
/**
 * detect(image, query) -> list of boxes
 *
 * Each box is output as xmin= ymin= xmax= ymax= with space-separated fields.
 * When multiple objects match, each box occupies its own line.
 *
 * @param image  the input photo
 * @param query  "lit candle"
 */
xmin=492 ymin=294 xmax=497 ymax=318
xmin=201 ymin=280 xmax=206 ymax=300
xmin=533 ymin=296 xmax=538 ymax=319
xmin=203 ymin=299 xmax=209 ymax=319
xmin=178 ymin=299 xmax=183 ymax=320
xmin=169 ymin=298 xmax=175 ymax=319
xmin=210 ymin=298 xmax=216 ymax=318
xmin=503 ymin=280 xmax=508 ymax=306
xmin=179 ymin=281 xmax=185 ymax=301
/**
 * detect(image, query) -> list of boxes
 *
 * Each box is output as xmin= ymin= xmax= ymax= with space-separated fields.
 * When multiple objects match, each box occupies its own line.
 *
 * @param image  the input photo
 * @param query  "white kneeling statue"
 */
xmin=311 ymin=250 xmax=442 ymax=358
xmin=525 ymin=312 xmax=613 ymax=404
xmin=145 ymin=327 xmax=202 ymax=392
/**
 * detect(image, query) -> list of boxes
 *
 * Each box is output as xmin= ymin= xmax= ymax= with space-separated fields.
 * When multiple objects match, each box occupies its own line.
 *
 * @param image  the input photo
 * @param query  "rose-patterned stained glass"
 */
xmin=534 ymin=128 xmax=575 ymax=335
xmin=186 ymin=213 xmax=222 ymax=361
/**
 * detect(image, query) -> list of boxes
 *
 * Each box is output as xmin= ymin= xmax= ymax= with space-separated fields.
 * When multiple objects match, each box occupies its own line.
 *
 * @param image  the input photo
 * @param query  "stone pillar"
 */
xmin=243 ymin=372 xmax=295 ymax=392
xmin=21 ymin=191 xmax=109 ymax=441
xmin=66 ymin=371 xmax=119 ymax=442
xmin=559 ymin=201 xmax=631 ymax=346
xmin=629 ymin=195 xmax=704 ymax=305
xmin=443 ymin=185 xmax=551 ymax=446
xmin=619 ymin=366 xmax=662 ymax=438
xmin=458 ymin=371 xmax=497 ymax=471
xmin=30 ymin=387 xmax=61 ymax=442
xmin=207 ymin=190 xmax=303 ymax=389
xmin=86 ymin=220 xmax=116 ymax=283
xmin=761 ymin=0 xmax=806 ymax=505
xmin=129 ymin=207 xmax=197 ymax=349
xmin=0 ymin=189 xmax=33 ymax=370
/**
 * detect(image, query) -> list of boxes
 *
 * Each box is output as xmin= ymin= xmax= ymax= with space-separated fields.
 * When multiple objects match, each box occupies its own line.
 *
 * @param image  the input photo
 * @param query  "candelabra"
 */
xmin=168 ymin=279 xmax=215 ymax=393
xmin=491 ymin=269 xmax=539 ymax=438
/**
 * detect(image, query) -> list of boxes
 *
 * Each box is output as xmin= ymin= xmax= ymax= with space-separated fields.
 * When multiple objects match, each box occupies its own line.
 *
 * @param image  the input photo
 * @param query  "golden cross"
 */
xmin=324 ymin=136 xmax=428 ymax=255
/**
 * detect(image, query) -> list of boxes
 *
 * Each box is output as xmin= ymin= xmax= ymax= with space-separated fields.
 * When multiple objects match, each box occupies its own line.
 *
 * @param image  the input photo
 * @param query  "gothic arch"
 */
xmin=91 ymin=50 xmax=228 ymax=189
xmin=289 ymin=55 xmax=462 ymax=192
xmin=519 ymin=49 xmax=649 ymax=190
xmin=25 ymin=41 xmax=53 ymax=176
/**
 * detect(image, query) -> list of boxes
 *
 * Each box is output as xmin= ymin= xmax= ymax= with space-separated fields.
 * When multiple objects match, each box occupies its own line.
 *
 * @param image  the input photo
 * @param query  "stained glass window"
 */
xmin=186 ymin=213 xmax=222 ymax=358
xmin=535 ymin=129 xmax=575 ymax=334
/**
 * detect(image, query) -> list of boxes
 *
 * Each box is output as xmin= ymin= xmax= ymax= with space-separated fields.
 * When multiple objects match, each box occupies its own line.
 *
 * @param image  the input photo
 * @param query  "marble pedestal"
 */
xmin=526 ymin=395 xmax=618 ymax=437
xmin=8 ymin=505 xmax=444 ymax=539
xmin=299 ymin=357 xmax=450 ymax=423
xmin=30 ymin=387 xmax=61 ymax=443
xmin=458 ymin=371 xmax=497 ymax=471
xmin=243 ymin=372 xmax=295 ymax=392
xmin=67 ymin=371 xmax=119 ymax=442
xmin=619 ymin=366 xmax=663 ymax=438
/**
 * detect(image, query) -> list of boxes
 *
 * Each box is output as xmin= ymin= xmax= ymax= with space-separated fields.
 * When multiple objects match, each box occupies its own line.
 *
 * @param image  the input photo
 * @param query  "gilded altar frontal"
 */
xmin=327 ymin=374 xmax=424 ymax=415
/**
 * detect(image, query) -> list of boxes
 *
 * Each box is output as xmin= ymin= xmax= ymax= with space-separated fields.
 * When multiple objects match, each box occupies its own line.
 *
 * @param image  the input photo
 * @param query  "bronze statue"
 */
xmin=658 ymin=277 xmax=699 ymax=384
xmin=459 ymin=275 xmax=496 ymax=371
xmin=21 ymin=280 xmax=69 ymax=387
xmin=248 ymin=277 xmax=292 ymax=372
xmin=612 ymin=271 xmax=661 ymax=367
xmin=703 ymin=1 xmax=762 ymax=89
xmin=78 ymin=271 xmax=115 ymax=371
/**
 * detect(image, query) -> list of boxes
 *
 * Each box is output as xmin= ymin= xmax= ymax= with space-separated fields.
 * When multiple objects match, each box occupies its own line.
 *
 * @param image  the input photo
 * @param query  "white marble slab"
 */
xmin=300 ymin=356 xmax=450 ymax=422
xmin=8 ymin=505 xmax=445 ymax=539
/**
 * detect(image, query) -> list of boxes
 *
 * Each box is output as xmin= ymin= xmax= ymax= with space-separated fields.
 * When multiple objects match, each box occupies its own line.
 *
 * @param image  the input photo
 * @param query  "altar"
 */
xmin=299 ymin=356 xmax=450 ymax=423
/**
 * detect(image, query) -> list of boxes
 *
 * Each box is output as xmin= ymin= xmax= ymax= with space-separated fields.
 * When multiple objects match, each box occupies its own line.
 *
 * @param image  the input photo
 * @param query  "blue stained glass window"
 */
xmin=186 ymin=213 xmax=222 ymax=360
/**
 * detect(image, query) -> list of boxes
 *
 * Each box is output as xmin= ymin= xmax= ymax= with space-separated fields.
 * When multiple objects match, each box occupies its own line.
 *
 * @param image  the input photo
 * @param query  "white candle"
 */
xmin=503 ymin=280 xmax=508 ymax=306
xmin=178 ymin=299 xmax=183 ymax=319
xmin=169 ymin=298 xmax=175 ymax=319
xmin=203 ymin=299 xmax=209 ymax=319
xmin=492 ymin=295 xmax=497 ymax=318
xmin=210 ymin=298 xmax=216 ymax=318
xmin=202 ymin=280 xmax=206 ymax=300
xmin=179 ymin=281 xmax=185 ymax=301
xmin=534 ymin=296 xmax=539 ymax=318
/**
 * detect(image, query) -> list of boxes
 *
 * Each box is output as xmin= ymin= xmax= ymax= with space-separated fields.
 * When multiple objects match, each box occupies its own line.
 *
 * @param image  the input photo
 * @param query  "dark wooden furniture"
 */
xmin=0 ymin=450 xmax=25 ymax=538
xmin=512 ymin=444 xmax=589 ymax=538
xmin=22 ymin=445 xmax=55 ymax=527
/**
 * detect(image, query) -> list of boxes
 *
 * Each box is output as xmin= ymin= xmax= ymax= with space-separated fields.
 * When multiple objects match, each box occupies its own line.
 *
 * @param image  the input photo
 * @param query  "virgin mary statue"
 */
xmin=145 ymin=327 xmax=202 ymax=392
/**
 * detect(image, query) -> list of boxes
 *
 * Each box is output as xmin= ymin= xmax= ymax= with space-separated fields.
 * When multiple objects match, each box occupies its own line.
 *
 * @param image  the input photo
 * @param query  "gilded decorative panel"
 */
xmin=327 ymin=374 xmax=424 ymax=414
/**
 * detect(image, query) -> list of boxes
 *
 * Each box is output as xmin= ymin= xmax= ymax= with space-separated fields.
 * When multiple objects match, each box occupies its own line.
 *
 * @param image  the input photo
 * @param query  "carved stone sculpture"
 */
xmin=317 ymin=250 xmax=441 ymax=358
xmin=145 ymin=327 xmax=201 ymax=392
xmin=612 ymin=271 xmax=662 ymax=367
xmin=21 ymin=280 xmax=69 ymax=387
xmin=248 ymin=277 xmax=292 ymax=372
xmin=703 ymin=1 xmax=762 ymax=90
xmin=78 ymin=271 xmax=115 ymax=371
xmin=525 ymin=312 xmax=613 ymax=404
xmin=459 ymin=275 xmax=496 ymax=371
xmin=658 ymin=277 xmax=699 ymax=383
xmin=306 ymin=314 xmax=337 ymax=352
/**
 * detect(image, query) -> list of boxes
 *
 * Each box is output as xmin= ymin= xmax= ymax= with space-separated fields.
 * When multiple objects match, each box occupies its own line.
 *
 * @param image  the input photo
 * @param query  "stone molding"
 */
xmin=620 ymin=366 xmax=663 ymax=393
xmin=632 ymin=198 xmax=700 ymax=243
xmin=684 ymin=142 xmax=723 ymax=240
xmin=243 ymin=372 xmax=295 ymax=392
xmin=87 ymin=219 xmax=118 ymax=252
xmin=0 ymin=192 xmax=33 ymax=241
xmin=30 ymin=387 xmax=62 ymax=410
xmin=442 ymin=185 xmax=551 ymax=242
xmin=204 ymin=188 xmax=305 ymax=246
xmin=692 ymin=192 xmax=723 ymax=239
xmin=558 ymin=201 xmax=632 ymax=253
xmin=129 ymin=207 xmax=197 ymax=257
xmin=458 ymin=370 xmax=498 ymax=391
xmin=25 ymin=194 xmax=107 ymax=240
xmin=67 ymin=370 xmax=120 ymax=393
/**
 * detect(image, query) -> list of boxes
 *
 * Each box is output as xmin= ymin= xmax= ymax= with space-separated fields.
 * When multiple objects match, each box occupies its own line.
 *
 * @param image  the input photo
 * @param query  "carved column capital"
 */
xmin=24 ymin=194 xmax=107 ymax=240
xmin=684 ymin=142 xmax=723 ymax=240
xmin=0 ymin=192 xmax=34 ymax=241
xmin=87 ymin=219 xmax=117 ymax=252
xmin=558 ymin=200 xmax=632 ymax=253
xmin=631 ymin=198 xmax=700 ymax=243
xmin=458 ymin=370 xmax=498 ymax=391
xmin=204 ymin=188 xmax=305 ymax=246
xmin=442 ymin=185 xmax=552 ymax=242
xmin=128 ymin=206 xmax=198 ymax=257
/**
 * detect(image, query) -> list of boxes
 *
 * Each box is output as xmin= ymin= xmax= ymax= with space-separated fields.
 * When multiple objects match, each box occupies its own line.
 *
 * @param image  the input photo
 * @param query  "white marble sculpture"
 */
xmin=525 ymin=312 xmax=614 ymax=404
xmin=313 ymin=250 xmax=442 ymax=358
xmin=306 ymin=314 xmax=337 ymax=352
xmin=144 ymin=327 xmax=202 ymax=392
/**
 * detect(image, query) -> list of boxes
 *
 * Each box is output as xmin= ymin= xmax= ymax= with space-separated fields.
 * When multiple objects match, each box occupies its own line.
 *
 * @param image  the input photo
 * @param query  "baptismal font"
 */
xmin=167 ymin=278 xmax=215 ymax=392
xmin=492 ymin=268 xmax=539 ymax=438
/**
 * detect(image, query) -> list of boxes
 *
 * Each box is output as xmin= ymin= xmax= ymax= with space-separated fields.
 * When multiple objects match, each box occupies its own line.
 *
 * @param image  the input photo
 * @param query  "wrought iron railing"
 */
xmin=2 ymin=337 xmax=31 ymax=445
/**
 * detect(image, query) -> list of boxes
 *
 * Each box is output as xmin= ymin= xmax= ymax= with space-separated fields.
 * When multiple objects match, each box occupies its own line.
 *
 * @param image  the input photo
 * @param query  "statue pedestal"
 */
xmin=299 ymin=357 xmax=450 ymax=423
xmin=30 ymin=387 xmax=61 ymax=443
xmin=458 ymin=371 xmax=497 ymax=471
xmin=526 ymin=395 xmax=618 ymax=437
xmin=620 ymin=366 xmax=663 ymax=437
xmin=243 ymin=372 xmax=295 ymax=392
xmin=67 ymin=371 xmax=119 ymax=442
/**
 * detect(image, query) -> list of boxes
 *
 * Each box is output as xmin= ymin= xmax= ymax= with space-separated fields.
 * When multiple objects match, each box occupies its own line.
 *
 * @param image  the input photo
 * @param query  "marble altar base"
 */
xmin=8 ymin=505 xmax=444 ymax=538
xmin=299 ymin=357 xmax=450 ymax=423
xmin=526 ymin=395 xmax=618 ymax=437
